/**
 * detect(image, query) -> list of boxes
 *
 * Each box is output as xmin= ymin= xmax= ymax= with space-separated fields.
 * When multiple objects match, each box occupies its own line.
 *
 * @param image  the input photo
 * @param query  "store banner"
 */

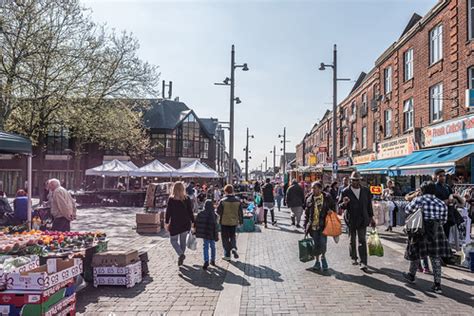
xmin=377 ymin=135 xmax=415 ymax=159
xmin=423 ymin=113 xmax=474 ymax=147
xmin=353 ymin=153 xmax=376 ymax=165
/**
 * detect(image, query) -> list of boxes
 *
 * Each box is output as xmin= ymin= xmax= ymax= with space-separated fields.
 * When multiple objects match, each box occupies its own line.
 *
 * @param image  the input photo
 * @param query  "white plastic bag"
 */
xmin=186 ymin=231 xmax=197 ymax=250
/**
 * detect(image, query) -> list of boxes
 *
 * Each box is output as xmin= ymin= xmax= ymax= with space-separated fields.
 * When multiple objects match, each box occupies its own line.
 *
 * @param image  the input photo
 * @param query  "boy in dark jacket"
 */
xmin=195 ymin=199 xmax=219 ymax=269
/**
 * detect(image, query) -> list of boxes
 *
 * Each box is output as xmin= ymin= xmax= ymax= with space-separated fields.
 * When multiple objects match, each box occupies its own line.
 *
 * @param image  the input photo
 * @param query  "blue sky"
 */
xmin=83 ymin=0 xmax=435 ymax=170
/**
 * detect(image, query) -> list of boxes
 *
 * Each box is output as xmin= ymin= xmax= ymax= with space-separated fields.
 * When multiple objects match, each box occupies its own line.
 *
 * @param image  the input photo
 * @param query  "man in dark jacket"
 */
xmin=195 ymin=200 xmax=219 ymax=269
xmin=261 ymin=178 xmax=276 ymax=227
xmin=286 ymin=179 xmax=305 ymax=227
xmin=217 ymin=185 xmax=243 ymax=261
xmin=339 ymin=171 xmax=375 ymax=271
xmin=304 ymin=181 xmax=336 ymax=271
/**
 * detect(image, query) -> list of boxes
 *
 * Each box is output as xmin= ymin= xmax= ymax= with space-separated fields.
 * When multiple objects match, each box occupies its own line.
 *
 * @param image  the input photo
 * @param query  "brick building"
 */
xmin=296 ymin=0 xmax=474 ymax=185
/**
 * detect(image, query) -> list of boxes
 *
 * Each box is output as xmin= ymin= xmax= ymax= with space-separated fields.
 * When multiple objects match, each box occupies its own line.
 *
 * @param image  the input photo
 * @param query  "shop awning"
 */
xmin=389 ymin=143 xmax=474 ymax=176
xmin=357 ymin=157 xmax=406 ymax=175
xmin=0 ymin=131 xmax=32 ymax=154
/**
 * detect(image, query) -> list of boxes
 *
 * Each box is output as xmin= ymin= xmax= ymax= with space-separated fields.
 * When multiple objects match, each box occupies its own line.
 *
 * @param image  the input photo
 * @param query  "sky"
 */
xmin=82 ymin=0 xmax=435 ymax=171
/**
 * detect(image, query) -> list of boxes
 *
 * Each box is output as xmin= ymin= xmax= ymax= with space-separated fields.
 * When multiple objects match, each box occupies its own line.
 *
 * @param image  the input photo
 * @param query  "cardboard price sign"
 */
xmin=370 ymin=186 xmax=382 ymax=195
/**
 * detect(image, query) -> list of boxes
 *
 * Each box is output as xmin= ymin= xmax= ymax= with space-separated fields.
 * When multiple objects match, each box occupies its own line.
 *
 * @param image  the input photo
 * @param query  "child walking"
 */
xmin=195 ymin=199 xmax=219 ymax=269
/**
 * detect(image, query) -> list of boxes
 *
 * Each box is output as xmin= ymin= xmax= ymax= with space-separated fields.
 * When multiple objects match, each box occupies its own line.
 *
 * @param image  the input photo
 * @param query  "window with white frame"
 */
xmin=404 ymin=48 xmax=413 ymax=81
xmin=430 ymin=24 xmax=443 ymax=65
xmin=403 ymin=98 xmax=414 ymax=131
xmin=384 ymin=66 xmax=392 ymax=94
xmin=384 ymin=109 xmax=392 ymax=137
xmin=470 ymin=66 xmax=474 ymax=89
xmin=351 ymin=124 xmax=357 ymax=151
xmin=362 ymin=126 xmax=367 ymax=149
xmin=351 ymin=101 xmax=357 ymax=120
xmin=429 ymin=83 xmax=443 ymax=122
xmin=362 ymin=93 xmax=367 ymax=106
xmin=469 ymin=0 xmax=474 ymax=40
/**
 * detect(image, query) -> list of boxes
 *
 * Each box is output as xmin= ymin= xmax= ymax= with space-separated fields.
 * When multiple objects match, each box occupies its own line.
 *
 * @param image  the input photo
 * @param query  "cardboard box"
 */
xmin=93 ymin=261 xmax=142 ymax=288
xmin=44 ymin=293 xmax=76 ymax=316
xmin=5 ymin=258 xmax=82 ymax=291
xmin=0 ymin=279 xmax=74 ymax=306
xmin=0 ymin=256 xmax=40 ymax=290
xmin=93 ymin=261 xmax=141 ymax=276
xmin=136 ymin=224 xmax=161 ymax=234
xmin=91 ymin=250 xmax=139 ymax=267
xmin=0 ymin=282 xmax=75 ymax=316
xmin=93 ymin=274 xmax=142 ymax=288
xmin=136 ymin=213 xmax=160 ymax=224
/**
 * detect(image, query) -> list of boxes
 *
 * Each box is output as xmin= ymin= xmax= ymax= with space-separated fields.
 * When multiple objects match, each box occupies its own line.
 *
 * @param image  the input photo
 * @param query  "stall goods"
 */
xmin=91 ymin=250 xmax=139 ymax=267
xmin=136 ymin=213 xmax=161 ymax=234
xmin=0 ymin=256 xmax=40 ymax=290
xmin=93 ymin=261 xmax=142 ymax=288
xmin=0 ymin=280 xmax=75 ymax=316
xmin=6 ymin=258 xmax=82 ymax=290
xmin=44 ymin=293 xmax=76 ymax=316
xmin=138 ymin=251 xmax=149 ymax=277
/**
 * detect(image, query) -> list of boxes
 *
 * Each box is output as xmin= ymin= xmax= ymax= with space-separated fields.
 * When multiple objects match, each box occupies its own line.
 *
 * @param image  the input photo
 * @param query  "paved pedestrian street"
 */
xmin=75 ymin=207 xmax=474 ymax=315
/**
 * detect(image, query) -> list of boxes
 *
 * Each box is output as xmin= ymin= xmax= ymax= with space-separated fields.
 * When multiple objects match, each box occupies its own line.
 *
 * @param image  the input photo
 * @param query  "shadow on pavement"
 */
xmin=376 ymin=267 xmax=474 ymax=307
xmin=178 ymin=264 xmax=250 ymax=289
xmin=76 ymin=275 xmax=155 ymax=313
xmin=229 ymin=261 xmax=283 ymax=282
xmin=277 ymin=225 xmax=305 ymax=235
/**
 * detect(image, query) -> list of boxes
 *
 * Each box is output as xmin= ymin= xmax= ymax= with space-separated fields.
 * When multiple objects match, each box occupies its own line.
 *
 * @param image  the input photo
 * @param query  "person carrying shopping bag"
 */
xmin=304 ymin=181 xmax=336 ymax=271
xmin=165 ymin=181 xmax=195 ymax=266
xmin=286 ymin=179 xmax=305 ymax=228
xmin=217 ymin=185 xmax=243 ymax=261
xmin=195 ymin=199 xmax=219 ymax=270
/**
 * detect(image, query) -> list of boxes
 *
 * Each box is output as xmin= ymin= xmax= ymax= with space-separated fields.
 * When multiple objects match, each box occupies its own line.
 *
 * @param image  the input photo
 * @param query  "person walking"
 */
xmin=217 ymin=185 xmax=243 ymax=261
xmin=382 ymin=179 xmax=396 ymax=232
xmin=195 ymin=199 xmax=219 ymax=269
xmin=275 ymin=184 xmax=284 ymax=212
xmin=286 ymin=179 xmax=305 ymax=228
xmin=48 ymin=178 xmax=76 ymax=232
xmin=329 ymin=182 xmax=338 ymax=201
xmin=253 ymin=181 xmax=261 ymax=198
xmin=304 ymin=181 xmax=336 ymax=271
xmin=339 ymin=172 xmax=375 ymax=271
xmin=262 ymin=178 xmax=276 ymax=227
xmin=402 ymin=181 xmax=450 ymax=294
xmin=165 ymin=181 xmax=195 ymax=266
xmin=13 ymin=189 xmax=28 ymax=225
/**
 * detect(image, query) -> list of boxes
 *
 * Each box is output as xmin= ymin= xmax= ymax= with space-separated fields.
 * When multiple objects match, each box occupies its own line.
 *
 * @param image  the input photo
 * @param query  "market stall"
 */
xmin=174 ymin=160 xmax=219 ymax=178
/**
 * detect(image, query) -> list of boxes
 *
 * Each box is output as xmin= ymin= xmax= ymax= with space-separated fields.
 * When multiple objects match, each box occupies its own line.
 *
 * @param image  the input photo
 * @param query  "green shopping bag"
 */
xmin=299 ymin=236 xmax=315 ymax=262
xmin=367 ymin=229 xmax=384 ymax=257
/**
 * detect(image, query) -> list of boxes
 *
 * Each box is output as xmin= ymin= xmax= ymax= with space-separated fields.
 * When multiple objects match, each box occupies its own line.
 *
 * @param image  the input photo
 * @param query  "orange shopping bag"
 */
xmin=323 ymin=212 xmax=342 ymax=237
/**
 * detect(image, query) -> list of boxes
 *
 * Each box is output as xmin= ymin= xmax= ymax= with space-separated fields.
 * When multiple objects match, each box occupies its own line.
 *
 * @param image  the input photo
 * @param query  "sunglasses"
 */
xmin=351 ymin=179 xmax=360 ymax=182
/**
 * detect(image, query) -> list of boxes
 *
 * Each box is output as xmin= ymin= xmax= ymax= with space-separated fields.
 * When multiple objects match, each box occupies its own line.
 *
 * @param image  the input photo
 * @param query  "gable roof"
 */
xmin=143 ymin=99 xmax=190 ymax=130
xmin=400 ymin=13 xmax=422 ymax=38
xmin=200 ymin=118 xmax=219 ymax=136
xmin=350 ymin=72 xmax=367 ymax=94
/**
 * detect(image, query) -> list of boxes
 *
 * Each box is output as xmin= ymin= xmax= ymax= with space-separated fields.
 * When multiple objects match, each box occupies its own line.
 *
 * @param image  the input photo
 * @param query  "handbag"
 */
xmin=404 ymin=208 xmax=424 ymax=235
xmin=186 ymin=231 xmax=197 ymax=250
xmin=322 ymin=212 xmax=342 ymax=237
xmin=298 ymin=235 xmax=315 ymax=263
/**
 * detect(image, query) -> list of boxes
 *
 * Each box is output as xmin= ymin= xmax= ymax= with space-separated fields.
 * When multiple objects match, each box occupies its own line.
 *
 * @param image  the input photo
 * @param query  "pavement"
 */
xmin=74 ymin=206 xmax=474 ymax=315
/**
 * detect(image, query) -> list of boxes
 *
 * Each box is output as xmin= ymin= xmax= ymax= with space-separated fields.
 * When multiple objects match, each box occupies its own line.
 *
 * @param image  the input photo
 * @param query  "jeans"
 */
xmin=409 ymin=256 xmax=442 ymax=285
xmin=52 ymin=217 xmax=71 ymax=232
xmin=290 ymin=206 xmax=304 ymax=226
xmin=349 ymin=226 xmax=368 ymax=265
xmin=264 ymin=208 xmax=275 ymax=225
xmin=170 ymin=231 xmax=188 ymax=256
xmin=311 ymin=229 xmax=327 ymax=258
xmin=203 ymin=239 xmax=216 ymax=263
xmin=276 ymin=196 xmax=283 ymax=210
xmin=221 ymin=225 xmax=237 ymax=257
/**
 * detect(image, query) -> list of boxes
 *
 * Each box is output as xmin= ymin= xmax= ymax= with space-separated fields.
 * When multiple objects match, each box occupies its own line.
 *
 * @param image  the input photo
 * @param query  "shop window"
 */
xmin=351 ymin=124 xmax=357 ymax=151
xmin=384 ymin=109 xmax=392 ymax=138
xmin=362 ymin=126 xmax=367 ymax=149
xmin=430 ymin=24 xmax=443 ymax=65
xmin=46 ymin=128 xmax=70 ymax=155
xmin=469 ymin=66 xmax=474 ymax=89
xmin=384 ymin=66 xmax=392 ymax=94
xmin=403 ymin=98 xmax=414 ymax=131
xmin=469 ymin=0 xmax=474 ymax=40
xmin=404 ymin=48 xmax=413 ymax=81
xmin=150 ymin=133 xmax=166 ymax=156
xmin=429 ymin=83 xmax=443 ymax=122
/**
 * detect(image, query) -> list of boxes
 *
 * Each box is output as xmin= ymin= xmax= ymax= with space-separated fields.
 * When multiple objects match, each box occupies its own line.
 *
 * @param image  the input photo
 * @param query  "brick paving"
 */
xmin=72 ymin=206 xmax=474 ymax=315
xmin=240 ymin=208 xmax=474 ymax=315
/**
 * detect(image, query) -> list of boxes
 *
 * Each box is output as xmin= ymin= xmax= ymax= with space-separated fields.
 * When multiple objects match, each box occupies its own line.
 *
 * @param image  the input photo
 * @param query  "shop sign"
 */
xmin=377 ymin=135 xmax=415 ymax=159
xmin=370 ymin=186 xmax=382 ymax=195
xmin=422 ymin=113 xmax=474 ymax=147
xmin=353 ymin=153 xmax=376 ymax=165
xmin=318 ymin=146 xmax=328 ymax=153
xmin=308 ymin=155 xmax=317 ymax=166
xmin=337 ymin=158 xmax=352 ymax=167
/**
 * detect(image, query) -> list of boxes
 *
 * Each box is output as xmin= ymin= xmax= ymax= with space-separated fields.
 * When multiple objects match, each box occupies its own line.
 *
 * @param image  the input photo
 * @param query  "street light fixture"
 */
xmin=319 ymin=44 xmax=350 ymax=180
xmin=244 ymin=127 xmax=254 ymax=182
xmin=214 ymin=44 xmax=249 ymax=184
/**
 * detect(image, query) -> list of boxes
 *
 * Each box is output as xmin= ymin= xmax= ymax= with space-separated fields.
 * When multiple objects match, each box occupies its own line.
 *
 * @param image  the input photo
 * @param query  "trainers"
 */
xmin=296 ymin=224 xmax=302 ymax=228
xmin=311 ymin=261 xmax=321 ymax=271
xmin=264 ymin=224 xmax=268 ymax=228
xmin=431 ymin=283 xmax=442 ymax=294
xmin=272 ymin=221 xmax=277 ymax=226
xmin=231 ymin=248 xmax=239 ymax=259
xmin=423 ymin=268 xmax=431 ymax=274
xmin=352 ymin=259 xmax=359 ymax=265
xmin=321 ymin=257 xmax=328 ymax=271
xmin=402 ymin=272 xmax=416 ymax=284
xmin=359 ymin=263 xmax=368 ymax=271
xmin=210 ymin=260 xmax=216 ymax=266
xmin=203 ymin=262 xmax=209 ymax=270
xmin=178 ymin=254 xmax=185 ymax=266
xmin=222 ymin=256 xmax=231 ymax=261
xmin=417 ymin=266 xmax=424 ymax=273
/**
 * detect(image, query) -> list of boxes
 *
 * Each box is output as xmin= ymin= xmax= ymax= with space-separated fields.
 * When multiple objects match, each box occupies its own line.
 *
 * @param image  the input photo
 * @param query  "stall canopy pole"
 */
xmin=27 ymin=154 xmax=32 ymax=230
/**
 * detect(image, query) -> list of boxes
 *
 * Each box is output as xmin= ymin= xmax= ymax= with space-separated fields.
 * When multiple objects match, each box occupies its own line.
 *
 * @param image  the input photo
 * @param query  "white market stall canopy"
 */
xmin=164 ymin=163 xmax=176 ymax=171
xmin=130 ymin=159 xmax=174 ymax=177
xmin=85 ymin=159 xmax=137 ymax=177
xmin=175 ymin=160 xmax=219 ymax=178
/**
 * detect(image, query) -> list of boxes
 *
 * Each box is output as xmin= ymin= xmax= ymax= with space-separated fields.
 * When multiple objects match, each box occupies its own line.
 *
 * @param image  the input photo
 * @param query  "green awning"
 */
xmin=0 ymin=131 xmax=32 ymax=154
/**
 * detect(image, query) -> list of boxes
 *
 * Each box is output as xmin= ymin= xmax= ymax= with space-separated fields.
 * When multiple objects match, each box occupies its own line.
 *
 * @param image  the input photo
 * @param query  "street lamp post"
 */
xmin=319 ymin=44 xmax=350 ymax=180
xmin=278 ymin=127 xmax=289 ymax=178
xmin=244 ymin=127 xmax=254 ymax=182
xmin=270 ymin=145 xmax=276 ymax=178
xmin=215 ymin=45 xmax=249 ymax=185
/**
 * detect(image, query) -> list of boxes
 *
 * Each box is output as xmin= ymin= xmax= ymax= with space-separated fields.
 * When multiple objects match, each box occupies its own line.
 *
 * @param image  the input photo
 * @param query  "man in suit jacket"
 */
xmin=339 ymin=171 xmax=375 ymax=271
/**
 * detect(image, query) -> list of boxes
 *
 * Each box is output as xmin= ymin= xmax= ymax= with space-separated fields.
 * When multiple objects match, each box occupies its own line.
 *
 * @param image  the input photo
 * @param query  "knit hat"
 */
xmin=204 ymin=199 xmax=214 ymax=212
